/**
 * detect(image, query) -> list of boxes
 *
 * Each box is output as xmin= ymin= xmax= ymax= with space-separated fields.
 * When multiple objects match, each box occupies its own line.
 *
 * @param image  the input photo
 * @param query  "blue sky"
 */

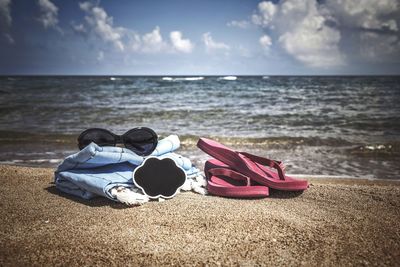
xmin=0 ymin=0 xmax=399 ymax=75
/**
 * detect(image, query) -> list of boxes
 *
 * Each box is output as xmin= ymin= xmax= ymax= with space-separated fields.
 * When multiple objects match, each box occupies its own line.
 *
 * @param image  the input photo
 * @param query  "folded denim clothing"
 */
xmin=54 ymin=135 xmax=201 ymax=201
xmin=150 ymin=134 xmax=180 ymax=156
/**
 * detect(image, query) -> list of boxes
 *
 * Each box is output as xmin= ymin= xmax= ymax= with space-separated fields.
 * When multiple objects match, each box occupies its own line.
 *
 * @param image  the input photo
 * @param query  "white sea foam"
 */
xmin=162 ymin=77 xmax=204 ymax=81
xmin=364 ymin=144 xmax=389 ymax=151
xmin=291 ymin=174 xmax=400 ymax=182
xmin=218 ymin=76 xmax=237 ymax=80
xmin=262 ymin=76 xmax=270 ymax=79
xmin=180 ymin=77 xmax=204 ymax=81
xmin=0 ymin=159 xmax=61 ymax=164
xmin=110 ymin=77 xmax=117 ymax=81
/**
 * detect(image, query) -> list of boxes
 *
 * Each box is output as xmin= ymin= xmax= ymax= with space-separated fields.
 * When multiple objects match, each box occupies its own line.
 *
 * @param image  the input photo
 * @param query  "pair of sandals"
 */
xmin=197 ymin=138 xmax=309 ymax=198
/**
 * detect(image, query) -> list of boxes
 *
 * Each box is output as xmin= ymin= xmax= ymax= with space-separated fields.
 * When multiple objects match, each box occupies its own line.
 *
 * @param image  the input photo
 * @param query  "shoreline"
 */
xmin=1 ymin=129 xmax=399 ymax=180
xmin=1 ymin=164 xmax=399 ymax=266
xmin=2 ymin=163 xmax=399 ymax=183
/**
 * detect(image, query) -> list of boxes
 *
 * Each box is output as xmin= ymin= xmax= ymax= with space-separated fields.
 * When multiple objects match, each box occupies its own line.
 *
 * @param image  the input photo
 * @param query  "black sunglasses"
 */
xmin=77 ymin=127 xmax=158 ymax=156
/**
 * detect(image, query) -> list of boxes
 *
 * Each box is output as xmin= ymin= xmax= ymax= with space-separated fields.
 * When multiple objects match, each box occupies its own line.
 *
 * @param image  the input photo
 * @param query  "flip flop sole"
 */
xmin=204 ymin=158 xmax=269 ymax=198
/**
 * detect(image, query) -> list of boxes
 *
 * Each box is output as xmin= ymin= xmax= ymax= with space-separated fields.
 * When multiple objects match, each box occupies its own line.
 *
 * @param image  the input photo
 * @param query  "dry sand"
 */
xmin=0 ymin=164 xmax=399 ymax=266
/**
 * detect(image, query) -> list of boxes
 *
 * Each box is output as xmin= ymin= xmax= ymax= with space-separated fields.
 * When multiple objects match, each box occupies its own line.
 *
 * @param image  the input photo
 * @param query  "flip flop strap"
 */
xmin=239 ymin=152 xmax=286 ymax=180
xmin=207 ymin=168 xmax=251 ymax=186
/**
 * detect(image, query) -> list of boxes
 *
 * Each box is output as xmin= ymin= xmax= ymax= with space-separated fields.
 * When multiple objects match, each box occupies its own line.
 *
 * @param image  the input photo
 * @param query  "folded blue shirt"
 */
xmin=55 ymin=135 xmax=199 ymax=200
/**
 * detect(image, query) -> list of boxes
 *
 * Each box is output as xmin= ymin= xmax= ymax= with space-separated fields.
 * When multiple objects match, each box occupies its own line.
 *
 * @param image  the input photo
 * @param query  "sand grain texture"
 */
xmin=0 ymin=165 xmax=399 ymax=266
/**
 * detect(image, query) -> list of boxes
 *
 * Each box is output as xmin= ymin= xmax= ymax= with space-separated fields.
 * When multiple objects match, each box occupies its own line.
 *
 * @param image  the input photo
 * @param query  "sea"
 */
xmin=0 ymin=75 xmax=399 ymax=179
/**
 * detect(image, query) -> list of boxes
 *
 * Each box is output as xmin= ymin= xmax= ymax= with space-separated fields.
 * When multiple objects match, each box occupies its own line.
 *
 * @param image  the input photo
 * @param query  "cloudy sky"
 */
xmin=0 ymin=0 xmax=399 ymax=75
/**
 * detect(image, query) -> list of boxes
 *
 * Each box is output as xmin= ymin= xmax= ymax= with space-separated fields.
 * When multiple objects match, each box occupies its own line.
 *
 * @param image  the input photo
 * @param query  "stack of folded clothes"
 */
xmin=55 ymin=128 xmax=206 ymax=206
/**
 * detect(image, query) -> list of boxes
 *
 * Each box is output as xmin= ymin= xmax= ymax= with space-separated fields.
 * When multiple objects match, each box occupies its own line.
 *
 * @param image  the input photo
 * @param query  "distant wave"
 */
xmin=262 ymin=76 xmax=270 ymax=79
xmin=162 ymin=77 xmax=204 ymax=81
xmin=218 ymin=76 xmax=237 ymax=81
xmin=110 ymin=77 xmax=118 ymax=81
xmin=0 ymin=159 xmax=61 ymax=164
xmin=348 ymin=143 xmax=399 ymax=156
xmin=178 ymin=135 xmax=355 ymax=148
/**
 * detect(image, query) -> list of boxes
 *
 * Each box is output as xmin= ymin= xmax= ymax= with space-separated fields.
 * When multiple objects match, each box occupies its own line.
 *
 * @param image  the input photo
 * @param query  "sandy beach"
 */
xmin=0 ymin=164 xmax=399 ymax=266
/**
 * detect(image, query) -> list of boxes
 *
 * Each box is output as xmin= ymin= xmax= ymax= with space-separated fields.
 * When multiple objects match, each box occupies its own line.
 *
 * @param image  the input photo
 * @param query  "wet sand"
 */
xmin=0 ymin=164 xmax=399 ymax=266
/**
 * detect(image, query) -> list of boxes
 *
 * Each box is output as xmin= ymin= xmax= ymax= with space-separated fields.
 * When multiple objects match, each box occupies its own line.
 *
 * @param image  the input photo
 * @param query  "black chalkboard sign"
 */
xmin=133 ymin=157 xmax=187 ymax=199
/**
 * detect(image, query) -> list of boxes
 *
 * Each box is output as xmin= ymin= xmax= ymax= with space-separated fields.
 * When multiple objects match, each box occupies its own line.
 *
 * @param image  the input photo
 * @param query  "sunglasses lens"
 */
xmin=123 ymin=128 xmax=157 ymax=156
xmin=78 ymin=129 xmax=115 ymax=150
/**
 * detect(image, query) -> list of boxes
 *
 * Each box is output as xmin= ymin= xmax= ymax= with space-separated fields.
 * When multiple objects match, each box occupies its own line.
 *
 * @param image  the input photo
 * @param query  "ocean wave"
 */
xmin=162 ymin=77 xmax=204 ymax=81
xmin=0 ymin=159 xmax=61 ymax=164
xmin=348 ymin=143 xmax=400 ymax=156
xmin=290 ymin=174 xmax=400 ymax=181
xmin=179 ymin=136 xmax=400 ymax=155
xmin=177 ymin=135 xmax=355 ymax=148
xmin=262 ymin=76 xmax=270 ymax=79
xmin=0 ymin=130 xmax=77 ymax=143
xmin=4 ymin=130 xmax=394 ymax=152
xmin=218 ymin=76 xmax=237 ymax=81
xmin=109 ymin=77 xmax=128 ymax=82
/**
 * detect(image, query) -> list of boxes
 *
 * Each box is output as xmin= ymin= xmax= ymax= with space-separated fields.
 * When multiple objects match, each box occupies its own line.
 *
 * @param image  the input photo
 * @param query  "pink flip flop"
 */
xmin=198 ymin=138 xmax=309 ymax=191
xmin=204 ymin=158 xmax=269 ymax=198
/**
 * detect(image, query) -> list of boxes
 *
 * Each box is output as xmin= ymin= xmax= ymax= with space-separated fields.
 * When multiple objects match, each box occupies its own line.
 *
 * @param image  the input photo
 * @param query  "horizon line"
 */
xmin=1 ymin=74 xmax=400 ymax=77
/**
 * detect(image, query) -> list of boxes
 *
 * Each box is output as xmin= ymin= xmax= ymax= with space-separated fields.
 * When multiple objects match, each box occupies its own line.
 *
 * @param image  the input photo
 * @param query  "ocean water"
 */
xmin=0 ymin=76 xmax=399 ymax=179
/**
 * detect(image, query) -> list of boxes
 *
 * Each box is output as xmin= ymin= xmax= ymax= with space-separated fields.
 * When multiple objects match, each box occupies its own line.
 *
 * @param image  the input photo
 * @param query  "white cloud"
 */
xmin=227 ymin=20 xmax=250 ymax=29
xmin=252 ymin=1 xmax=277 ymax=27
xmin=325 ymin=0 xmax=399 ymax=32
xmin=202 ymin=32 xmax=230 ymax=53
xmin=0 ymin=0 xmax=13 ymax=44
xmin=251 ymin=0 xmax=400 ymax=66
xmin=128 ymin=33 xmax=142 ymax=51
xmin=170 ymin=31 xmax=193 ymax=53
xmin=79 ymin=1 xmax=125 ymax=51
xmin=278 ymin=25 xmax=343 ymax=67
xmin=79 ymin=1 xmax=91 ymax=12
xmin=76 ymin=2 xmax=194 ymax=55
xmin=324 ymin=0 xmax=400 ymax=62
xmin=253 ymin=0 xmax=344 ymax=67
xmin=259 ymin=34 xmax=272 ymax=49
xmin=0 ymin=0 xmax=11 ymax=27
xmin=72 ymin=22 xmax=86 ymax=33
xmin=130 ymin=27 xmax=194 ymax=54
xmin=278 ymin=3 xmax=344 ymax=67
xmin=141 ymin=26 xmax=167 ymax=53
xmin=37 ymin=0 xmax=59 ymax=30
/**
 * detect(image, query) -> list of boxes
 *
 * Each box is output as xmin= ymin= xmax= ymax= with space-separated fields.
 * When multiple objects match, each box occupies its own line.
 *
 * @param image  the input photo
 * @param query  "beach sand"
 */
xmin=0 ymin=164 xmax=399 ymax=266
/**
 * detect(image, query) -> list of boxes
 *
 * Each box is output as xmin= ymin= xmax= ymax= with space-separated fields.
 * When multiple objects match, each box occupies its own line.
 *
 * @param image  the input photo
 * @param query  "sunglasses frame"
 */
xmin=77 ymin=127 xmax=158 ymax=156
